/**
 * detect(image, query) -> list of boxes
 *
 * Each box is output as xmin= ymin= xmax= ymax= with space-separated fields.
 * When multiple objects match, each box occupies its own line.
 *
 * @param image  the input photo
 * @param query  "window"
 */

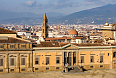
xmin=56 ymin=57 xmax=60 ymax=64
xmin=100 ymin=65 xmax=103 ymax=67
xmin=10 ymin=45 xmax=15 ymax=48
xmin=90 ymin=56 xmax=94 ymax=63
xmin=108 ymin=53 xmax=109 ymax=56
xmin=21 ymin=69 xmax=25 ymax=71
xmin=21 ymin=58 xmax=25 ymax=65
xmin=73 ymin=52 xmax=76 ymax=65
xmin=35 ymin=68 xmax=39 ymax=70
xmin=43 ymin=29 xmax=44 ymax=33
xmin=64 ymin=52 xmax=67 ymax=65
xmin=113 ymin=52 xmax=116 ymax=58
xmin=56 ymin=67 xmax=59 ymax=69
xmin=0 ymin=59 xmax=3 ymax=66
xmin=52 ymin=43 xmax=55 ymax=45
xmin=46 ymin=57 xmax=50 ymax=65
xmin=0 ymin=45 xmax=3 ymax=48
xmin=21 ymin=45 xmax=26 ymax=48
xmin=0 ymin=69 xmax=3 ymax=72
xmin=10 ymin=58 xmax=14 ymax=66
xmin=90 ymin=66 xmax=93 ymax=68
xmin=80 ymin=56 xmax=84 ymax=63
xmin=46 ymin=67 xmax=49 ymax=70
xmin=35 ymin=56 xmax=39 ymax=65
xmin=100 ymin=56 xmax=103 ymax=63
xmin=10 ymin=69 xmax=14 ymax=71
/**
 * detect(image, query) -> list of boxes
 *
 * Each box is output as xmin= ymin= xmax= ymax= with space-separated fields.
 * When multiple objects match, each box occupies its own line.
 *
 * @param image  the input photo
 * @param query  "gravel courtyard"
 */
xmin=1 ymin=69 xmax=116 ymax=78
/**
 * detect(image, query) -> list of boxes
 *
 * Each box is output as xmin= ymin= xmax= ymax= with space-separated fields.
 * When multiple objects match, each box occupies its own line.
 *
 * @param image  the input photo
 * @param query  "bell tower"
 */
xmin=42 ymin=12 xmax=48 ymax=38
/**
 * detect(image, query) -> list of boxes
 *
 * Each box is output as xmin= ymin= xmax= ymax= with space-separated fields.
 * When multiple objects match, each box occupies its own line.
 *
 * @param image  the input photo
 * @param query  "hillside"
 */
xmin=1 ymin=4 xmax=116 ymax=24
xmin=54 ymin=4 xmax=116 ymax=24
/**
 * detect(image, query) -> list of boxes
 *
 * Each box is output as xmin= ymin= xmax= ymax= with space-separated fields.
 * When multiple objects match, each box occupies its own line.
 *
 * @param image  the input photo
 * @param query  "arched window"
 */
xmin=43 ymin=29 xmax=44 ymax=33
xmin=113 ymin=52 xmax=116 ymax=58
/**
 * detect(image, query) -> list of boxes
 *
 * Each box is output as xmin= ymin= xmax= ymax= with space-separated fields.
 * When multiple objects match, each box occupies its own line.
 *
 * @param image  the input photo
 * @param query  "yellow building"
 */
xmin=0 ymin=27 xmax=116 ymax=73
xmin=1 ymin=13 xmax=116 ymax=73
xmin=32 ymin=42 xmax=116 ymax=72
xmin=101 ymin=22 xmax=116 ymax=41
xmin=0 ymin=28 xmax=33 ymax=73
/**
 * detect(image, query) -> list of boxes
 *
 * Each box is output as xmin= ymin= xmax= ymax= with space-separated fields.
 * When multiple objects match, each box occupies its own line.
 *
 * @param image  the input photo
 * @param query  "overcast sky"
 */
xmin=0 ymin=0 xmax=115 ymax=15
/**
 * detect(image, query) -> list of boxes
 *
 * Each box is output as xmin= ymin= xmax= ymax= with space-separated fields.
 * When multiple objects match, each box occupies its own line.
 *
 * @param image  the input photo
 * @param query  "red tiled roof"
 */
xmin=45 ymin=37 xmax=72 ymax=41
xmin=75 ymin=37 xmax=83 ymax=39
xmin=0 ymin=37 xmax=29 ymax=43
xmin=0 ymin=27 xmax=16 ymax=34
xmin=28 ymin=38 xmax=37 ymax=43
xmin=33 ymin=41 xmax=60 ymax=47
xmin=69 ymin=29 xmax=78 ymax=35
xmin=59 ymin=42 xmax=69 ymax=47
xmin=72 ymin=43 xmax=110 ymax=46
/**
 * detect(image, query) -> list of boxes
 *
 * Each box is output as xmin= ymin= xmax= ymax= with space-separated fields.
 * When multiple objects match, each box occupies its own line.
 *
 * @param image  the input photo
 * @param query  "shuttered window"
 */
xmin=81 ymin=56 xmax=84 ymax=63
xmin=46 ymin=57 xmax=50 ymax=65
xmin=90 ymin=56 xmax=94 ymax=63
xmin=10 ymin=45 xmax=15 ymax=48
xmin=21 ymin=45 xmax=26 ymax=48
xmin=113 ymin=52 xmax=116 ymax=58
xmin=35 ymin=56 xmax=39 ymax=65
xmin=0 ymin=45 xmax=3 ymax=48
xmin=21 ymin=58 xmax=25 ymax=65
xmin=10 ymin=58 xmax=14 ymax=66
xmin=0 ymin=59 xmax=3 ymax=66
xmin=56 ymin=57 xmax=60 ymax=64
xmin=100 ymin=56 xmax=103 ymax=63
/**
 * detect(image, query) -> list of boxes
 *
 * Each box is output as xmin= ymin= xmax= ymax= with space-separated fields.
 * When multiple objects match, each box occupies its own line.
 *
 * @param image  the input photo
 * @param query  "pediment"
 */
xmin=62 ymin=44 xmax=78 ymax=49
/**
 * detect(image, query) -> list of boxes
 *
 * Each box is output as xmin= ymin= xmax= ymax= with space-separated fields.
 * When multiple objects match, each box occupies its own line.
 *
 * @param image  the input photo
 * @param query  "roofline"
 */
xmin=78 ymin=46 xmax=116 ymax=49
xmin=33 ymin=44 xmax=116 ymax=50
xmin=33 ymin=47 xmax=62 ymax=50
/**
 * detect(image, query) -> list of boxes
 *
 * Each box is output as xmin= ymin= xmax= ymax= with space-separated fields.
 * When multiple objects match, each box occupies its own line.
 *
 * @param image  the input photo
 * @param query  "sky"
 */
xmin=0 ymin=0 xmax=115 ymax=15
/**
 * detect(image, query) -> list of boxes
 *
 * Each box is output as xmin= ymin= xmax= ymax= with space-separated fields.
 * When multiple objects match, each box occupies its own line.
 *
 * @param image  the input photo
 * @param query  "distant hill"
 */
xmin=53 ymin=4 xmax=116 ymax=24
xmin=0 ymin=10 xmax=65 ymax=24
xmin=1 ymin=4 xmax=116 ymax=25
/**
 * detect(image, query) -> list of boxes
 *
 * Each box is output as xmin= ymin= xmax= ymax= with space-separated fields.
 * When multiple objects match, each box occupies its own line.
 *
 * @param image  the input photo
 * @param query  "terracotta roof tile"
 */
xmin=75 ymin=37 xmax=83 ymax=39
xmin=69 ymin=29 xmax=78 ymax=35
xmin=0 ymin=37 xmax=29 ymax=43
xmin=59 ymin=42 xmax=69 ymax=47
xmin=45 ymin=37 xmax=72 ymax=41
xmin=0 ymin=27 xmax=16 ymax=34
xmin=72 ymin=43 xmax=109 ymax=46
xmin=33 ymin=41 xmax=60 ymax=47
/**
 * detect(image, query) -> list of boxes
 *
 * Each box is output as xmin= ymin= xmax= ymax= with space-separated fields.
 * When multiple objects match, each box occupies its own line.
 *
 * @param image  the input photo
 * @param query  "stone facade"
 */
xmin=0 ymin=43 xmax=32 ymax=73
xmin=42 ymin=12 xmax=48 ymax=38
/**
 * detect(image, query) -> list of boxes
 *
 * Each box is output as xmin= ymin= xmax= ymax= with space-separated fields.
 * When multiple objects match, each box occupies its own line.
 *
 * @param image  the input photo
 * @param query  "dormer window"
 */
xmin=10 ymin=45 xmax=15 ymax=48
xmin=0 ymin=45 xmax=3 ymax=48
xmin=52 ymin=43 xmax=55 ymax=45
xmin=21 ymin=45 xmax=26 ymax=48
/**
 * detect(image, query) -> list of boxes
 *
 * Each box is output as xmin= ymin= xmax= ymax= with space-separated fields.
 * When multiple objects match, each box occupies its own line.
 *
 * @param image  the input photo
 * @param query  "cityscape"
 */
xmin=1 ymin=0 xmax=116 ymax=78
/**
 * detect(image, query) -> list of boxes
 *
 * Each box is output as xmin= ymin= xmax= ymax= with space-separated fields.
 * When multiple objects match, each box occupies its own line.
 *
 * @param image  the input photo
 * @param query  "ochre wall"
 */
xmin=33 ymin=51 xmax=62 ymax=72
xmin=78 ymin=49 xmax=111 ymax=69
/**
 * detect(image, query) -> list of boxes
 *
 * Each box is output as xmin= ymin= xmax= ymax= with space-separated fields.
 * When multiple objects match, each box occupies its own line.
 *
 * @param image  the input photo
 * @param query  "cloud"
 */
xmin=86 ymin=2 xmax=95 ymax=5
xmin=23 ymin=1 xmax=36 ymax=7
xmin=23 ymin=0 xmax=80 ymax=9
xmin=85 ymin=0 xmax=110 ymax=5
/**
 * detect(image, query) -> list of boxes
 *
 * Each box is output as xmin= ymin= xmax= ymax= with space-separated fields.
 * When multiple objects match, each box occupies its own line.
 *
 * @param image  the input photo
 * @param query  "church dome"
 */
xmin=69 ymin=29 xmax=78 ymax=35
